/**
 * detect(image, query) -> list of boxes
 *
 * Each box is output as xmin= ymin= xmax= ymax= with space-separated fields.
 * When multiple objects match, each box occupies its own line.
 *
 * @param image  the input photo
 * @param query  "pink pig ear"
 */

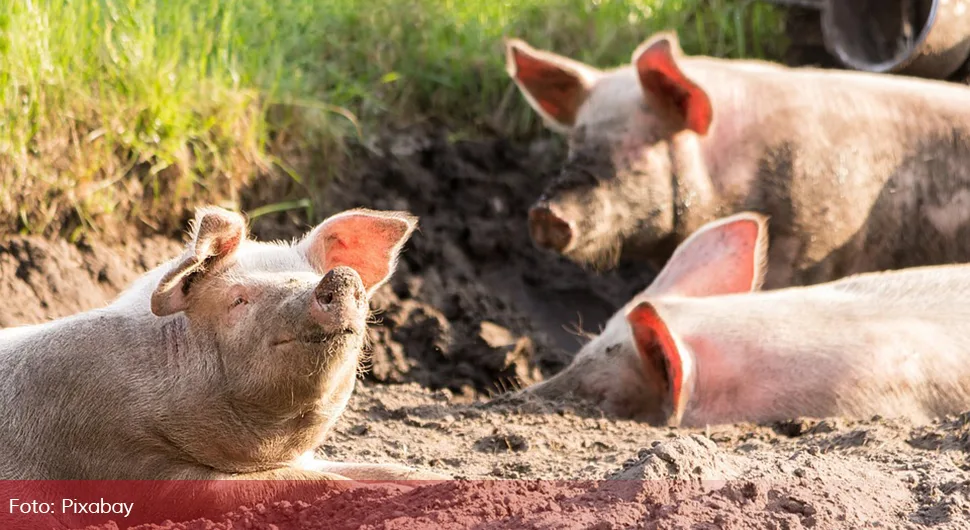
xmin=505 ymin=38 xmax=602 ymax=133
xmin=626 ymin=301 xmax=691 ymax=427
xmin=646 ymin=212 xmax=769 ymax=298
xmin=303 ymin=209 xmax=418 ymax=295
xmin=151 ymin=207 xmax=248 ymax=317
xmin=632 ymin=32 xmax=713 ymax=135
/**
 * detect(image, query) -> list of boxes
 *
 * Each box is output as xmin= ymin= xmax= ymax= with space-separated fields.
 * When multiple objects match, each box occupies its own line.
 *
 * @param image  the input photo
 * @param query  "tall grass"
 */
xmin=0 ymin=0 xmax=786 ymax=239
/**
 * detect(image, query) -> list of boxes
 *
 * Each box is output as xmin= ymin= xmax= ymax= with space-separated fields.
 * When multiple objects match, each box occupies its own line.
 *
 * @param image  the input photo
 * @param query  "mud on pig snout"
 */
xmin=310 ymin=265 xmax=367 ymax=334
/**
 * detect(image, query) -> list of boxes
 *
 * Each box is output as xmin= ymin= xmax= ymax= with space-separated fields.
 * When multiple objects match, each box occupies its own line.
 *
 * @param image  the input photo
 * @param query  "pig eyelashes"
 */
xmin=229 ymin=297 xmax=247 ymax=309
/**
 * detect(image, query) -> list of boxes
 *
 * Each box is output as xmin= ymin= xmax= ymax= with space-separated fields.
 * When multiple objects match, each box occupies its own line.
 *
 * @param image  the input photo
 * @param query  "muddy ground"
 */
xmin=3 ymin=128 xmax=970 ymax=528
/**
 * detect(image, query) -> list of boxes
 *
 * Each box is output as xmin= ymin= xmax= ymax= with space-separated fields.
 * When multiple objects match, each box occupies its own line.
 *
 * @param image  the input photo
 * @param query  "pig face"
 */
xmin=149 ymin=207 xmax=416 ymax=417
xmin=506 ymin=32 xmax=713 ymax=269
xmin=521 ymin=212 xmax=767 ymax=424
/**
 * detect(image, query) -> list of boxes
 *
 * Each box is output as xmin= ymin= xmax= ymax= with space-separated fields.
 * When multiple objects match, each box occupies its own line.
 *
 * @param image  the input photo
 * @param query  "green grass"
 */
xmin=0 ymin=0 xmax=787 ymax=239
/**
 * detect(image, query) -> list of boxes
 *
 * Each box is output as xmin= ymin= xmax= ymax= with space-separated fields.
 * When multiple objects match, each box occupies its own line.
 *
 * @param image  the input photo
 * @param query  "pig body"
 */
xmin=507 ymin=32 xmax=970 ymax=288
xmin=525 ymin=213 xmax=970 ymax=426
xmin=0 ymin=207 xmax=444 ymax=482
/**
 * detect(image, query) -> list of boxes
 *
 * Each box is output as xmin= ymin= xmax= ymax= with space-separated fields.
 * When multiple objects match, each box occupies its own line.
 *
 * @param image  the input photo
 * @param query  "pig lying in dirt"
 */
xmin=0 ymin=206 xmax=446 ymax=484
xmin=523 ymin=212 xmax=970 ymax=427
xmin=506 ymin=31 xmax=970 ymax=288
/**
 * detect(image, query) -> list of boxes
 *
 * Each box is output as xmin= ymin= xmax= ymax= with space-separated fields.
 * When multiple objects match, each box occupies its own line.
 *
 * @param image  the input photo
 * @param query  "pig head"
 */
xmin=0 ymin=206 xmax=446 ymax=484
xmin=506 ymin=32 xmax=714 ymax=271
xmin=522 ymin=212 xmax=768 ymax=425
xmin=507 ymin=31 xmax=970 ymax=287
xmin=146 ymin=207 xmax=411 ymax=450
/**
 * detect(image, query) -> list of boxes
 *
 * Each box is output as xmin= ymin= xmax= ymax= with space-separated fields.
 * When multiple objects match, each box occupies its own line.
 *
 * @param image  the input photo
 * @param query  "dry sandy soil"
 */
xmin=3 ymin=129 xmax=970 ymax=529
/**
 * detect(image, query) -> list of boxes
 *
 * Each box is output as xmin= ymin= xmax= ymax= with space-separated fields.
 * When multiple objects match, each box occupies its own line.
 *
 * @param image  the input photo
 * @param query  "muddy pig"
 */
xmin=506 ymin=31 xmax=970 ymax=288
xmin=523 ymin=212 xmax=970 ymax=426
xmin=0 ymin=206 xmax=447 ymax=484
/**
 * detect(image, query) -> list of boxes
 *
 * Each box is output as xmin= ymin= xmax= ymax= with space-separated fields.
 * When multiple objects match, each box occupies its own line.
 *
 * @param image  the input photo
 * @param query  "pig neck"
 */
xmin=0 ymin=296 xmax=213 ymax=405
xmin=664 ymin=63 xmax=782 ymax=240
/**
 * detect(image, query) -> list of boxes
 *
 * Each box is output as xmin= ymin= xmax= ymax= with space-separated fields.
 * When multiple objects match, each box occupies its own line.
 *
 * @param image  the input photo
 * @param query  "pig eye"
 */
xmin=229 ymin=296 xmax=248 ymax=309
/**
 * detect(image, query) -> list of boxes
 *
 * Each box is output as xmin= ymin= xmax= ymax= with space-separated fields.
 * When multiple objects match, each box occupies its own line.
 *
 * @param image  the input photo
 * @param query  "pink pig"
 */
xmin=0 ymin=206 xmax=447 ymax=483
xmin=524 ymin=212 xmax=970 ymax=426
xmin=506 ymin=31 xmax=970 ymax=288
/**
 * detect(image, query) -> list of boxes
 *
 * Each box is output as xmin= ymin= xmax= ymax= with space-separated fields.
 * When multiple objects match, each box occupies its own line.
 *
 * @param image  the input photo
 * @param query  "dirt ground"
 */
xmin=3 ymin=127 xmax=970 ymax=528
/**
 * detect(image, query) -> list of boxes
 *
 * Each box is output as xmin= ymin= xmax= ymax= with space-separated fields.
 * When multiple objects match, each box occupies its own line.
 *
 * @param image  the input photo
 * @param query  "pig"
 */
xmin=0 ymin=206 xmax=447 ymax=484
xmin=523 ymin=212 xmax=970 ymax=426
xmin=505 ymin=31 xmax=970 ymax=288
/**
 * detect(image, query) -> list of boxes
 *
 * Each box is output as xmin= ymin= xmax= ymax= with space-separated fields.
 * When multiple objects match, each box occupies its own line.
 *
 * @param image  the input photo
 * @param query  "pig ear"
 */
xmin=151 ymin=207 xmax=248 ymax=317
xmin=302 ymin=209 xmax=417 ymax=295
xmin=632 ymin=32 xmax=713 ymax=135
xmin=626 ymin=301 xmax=691 ymax=427
xmin=646 ymin=212 xmax=768 ymax=298
xmin=505 ymin=38 xmax=602 ymax=133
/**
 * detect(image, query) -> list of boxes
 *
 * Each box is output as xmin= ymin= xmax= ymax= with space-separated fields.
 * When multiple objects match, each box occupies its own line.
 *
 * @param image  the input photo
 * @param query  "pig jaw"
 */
xmin=262 ymin=267 xmax=371 ymax=451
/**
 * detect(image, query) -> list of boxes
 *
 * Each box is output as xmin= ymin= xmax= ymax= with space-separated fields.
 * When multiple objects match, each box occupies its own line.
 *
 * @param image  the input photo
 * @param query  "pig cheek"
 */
xmin=588 ymin=342 xmax=667 ymax=420
xmin=621 ymin=152 xmax=675 ymax=243
xmin=226 ymin=300 xmax=250 ymax=327
xmin=568 ymin=355 xmax=637 ymax=414
xmin=599 ymin=369 xmax=660 ymax=420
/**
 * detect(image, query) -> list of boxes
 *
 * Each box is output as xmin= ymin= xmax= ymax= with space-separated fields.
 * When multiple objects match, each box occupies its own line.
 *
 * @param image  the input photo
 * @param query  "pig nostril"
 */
xmin=528 ymin=205 xmax=574 ymax=252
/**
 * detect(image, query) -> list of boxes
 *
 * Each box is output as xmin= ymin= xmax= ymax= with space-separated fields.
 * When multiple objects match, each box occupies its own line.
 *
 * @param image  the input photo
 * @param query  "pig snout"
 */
xmin=528 ymin=202 xmax=575 ymax=253
xmin=310 ymin=266 xmax=367 ymax=334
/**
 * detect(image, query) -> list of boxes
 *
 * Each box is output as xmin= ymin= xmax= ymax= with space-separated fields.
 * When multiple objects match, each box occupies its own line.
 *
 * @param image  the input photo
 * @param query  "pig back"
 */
xmin=0 ymin=311 xmax=172 ymax=479
xmin=657 ymin=264 xmax=970 ymax=425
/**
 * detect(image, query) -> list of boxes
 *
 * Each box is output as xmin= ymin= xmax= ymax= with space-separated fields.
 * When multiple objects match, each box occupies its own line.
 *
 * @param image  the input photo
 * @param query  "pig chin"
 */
xmin=272 ymin=319 xmax=367 ymax=360
xmin=563 ymin=233 xmax=624 ymax=272
xmin=563 ymin=211 xmax=646 ymax=271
